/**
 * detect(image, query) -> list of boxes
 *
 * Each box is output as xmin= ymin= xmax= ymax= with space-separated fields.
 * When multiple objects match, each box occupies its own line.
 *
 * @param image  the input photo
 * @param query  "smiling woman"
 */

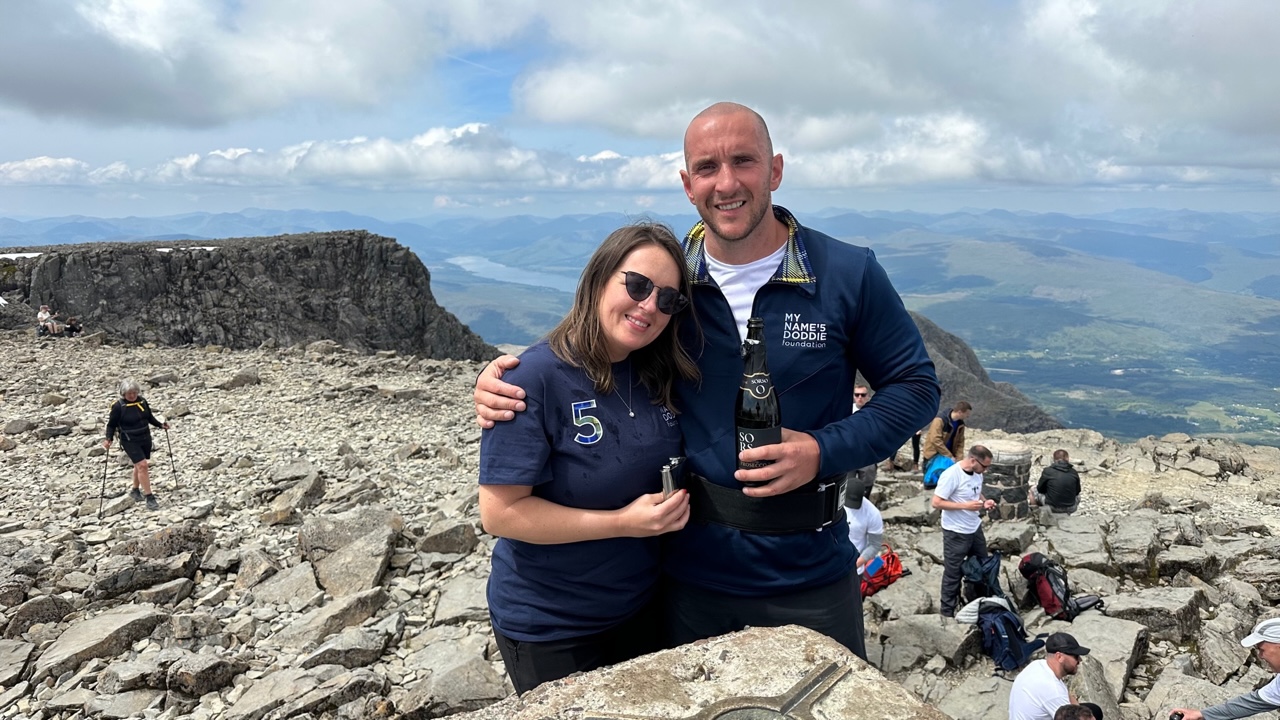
xmin=476 ymin=221 xmax=700 ymax=694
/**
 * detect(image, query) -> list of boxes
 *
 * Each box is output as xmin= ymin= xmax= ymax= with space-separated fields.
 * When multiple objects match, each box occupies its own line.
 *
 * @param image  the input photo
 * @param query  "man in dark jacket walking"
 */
xmin=1031 ymin=449 xmax=1081 ymax=514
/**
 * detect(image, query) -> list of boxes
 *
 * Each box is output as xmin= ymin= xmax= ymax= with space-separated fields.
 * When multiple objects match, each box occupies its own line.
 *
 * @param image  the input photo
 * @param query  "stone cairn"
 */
xmin=983 ymin=439 xmax=1032 ymax=519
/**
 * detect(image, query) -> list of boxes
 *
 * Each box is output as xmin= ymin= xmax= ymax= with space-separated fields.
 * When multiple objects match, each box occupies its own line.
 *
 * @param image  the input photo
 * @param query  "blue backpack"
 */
xmin=923 ymin=455 xmax=954 ymax=489
xmin=977 ymin=601 xmax=1044 ymax=672
xmin=963 ymin=551 xmax=1006 ymax=603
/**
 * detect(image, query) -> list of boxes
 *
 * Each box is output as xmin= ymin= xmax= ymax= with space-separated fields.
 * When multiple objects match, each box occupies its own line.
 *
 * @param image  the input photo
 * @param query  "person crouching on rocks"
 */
xmin=103 ymin=379 xmax=169 ymax=511
xmin=1170 ymin=617 xmax=1280 ymax=720
xmin=478 ymin=222 xmax=696 ymax=694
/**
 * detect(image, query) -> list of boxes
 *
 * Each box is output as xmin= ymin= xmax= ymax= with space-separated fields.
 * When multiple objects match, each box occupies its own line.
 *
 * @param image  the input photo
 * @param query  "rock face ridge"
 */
xmin=910 ymin=311 xmax=1062 ymax=434
xmin=0 ymin=232 xmax=497 ymax=361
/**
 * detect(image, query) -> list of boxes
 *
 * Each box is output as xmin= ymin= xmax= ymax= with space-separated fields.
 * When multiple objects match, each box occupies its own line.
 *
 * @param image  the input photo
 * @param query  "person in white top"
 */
xmin=843 ymin=473 xmax=884 ymax=569
xmin=1171 ymin=617 xmax=1280 ymax=720
xmin=931 ymin=444 xmax=995 ymax=617
xmin=1008 ymin=632 xmax=1089 ymax=720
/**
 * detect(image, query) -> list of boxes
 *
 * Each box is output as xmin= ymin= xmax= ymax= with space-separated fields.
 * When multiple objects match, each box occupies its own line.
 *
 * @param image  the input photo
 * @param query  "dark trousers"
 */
xmin=490 ymin=599 xmax=662 ymax=695
xmin=911 ymin=432 xmax=922 ymax=466
xmin=663 ymin=570 xmax=866 ymax=660
xmin=940 ymin=528 xmax=988 ymax=616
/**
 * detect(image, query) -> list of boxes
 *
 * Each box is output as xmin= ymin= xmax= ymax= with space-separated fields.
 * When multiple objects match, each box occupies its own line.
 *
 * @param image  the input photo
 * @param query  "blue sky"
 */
xmin=1 ymin=0 xmax=1278 ymax=220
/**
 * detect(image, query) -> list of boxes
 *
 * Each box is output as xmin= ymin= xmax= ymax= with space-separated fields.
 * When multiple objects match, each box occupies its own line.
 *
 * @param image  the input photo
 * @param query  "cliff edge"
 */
xmin=0 ymin=231 xmax=497 ymax=361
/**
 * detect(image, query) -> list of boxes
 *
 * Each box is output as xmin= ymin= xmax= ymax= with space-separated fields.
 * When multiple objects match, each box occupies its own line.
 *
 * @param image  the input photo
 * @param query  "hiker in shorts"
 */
xmin=103 ymin=379 xmax=169 ymax=511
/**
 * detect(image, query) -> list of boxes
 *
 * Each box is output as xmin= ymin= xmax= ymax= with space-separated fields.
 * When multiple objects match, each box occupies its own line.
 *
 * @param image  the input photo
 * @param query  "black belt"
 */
xmin=688 ymin=473 xmax=846 ymax=535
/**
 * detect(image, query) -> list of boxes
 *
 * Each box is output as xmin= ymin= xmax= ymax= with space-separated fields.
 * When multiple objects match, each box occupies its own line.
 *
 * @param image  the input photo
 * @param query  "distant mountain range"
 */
xmin=5 ymin=206 xmax=1279 ymax=446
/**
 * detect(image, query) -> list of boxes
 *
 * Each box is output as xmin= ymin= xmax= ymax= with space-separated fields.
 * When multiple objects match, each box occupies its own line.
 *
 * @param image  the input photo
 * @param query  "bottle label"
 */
xmin=737 ymin=425 xmax=782 ymax=470
xmin=740 ymin=373 xmax=774 ymax=400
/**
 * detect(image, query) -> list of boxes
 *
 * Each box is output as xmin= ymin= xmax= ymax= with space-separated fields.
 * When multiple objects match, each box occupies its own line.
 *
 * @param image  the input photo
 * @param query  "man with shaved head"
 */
xmin=476 ymin=101 xmax=939 ymax=658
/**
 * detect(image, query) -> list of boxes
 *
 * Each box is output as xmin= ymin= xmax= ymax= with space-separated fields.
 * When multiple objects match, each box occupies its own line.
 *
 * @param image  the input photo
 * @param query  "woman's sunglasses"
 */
xmin=620 ymin=271 xmax=690 ymax=315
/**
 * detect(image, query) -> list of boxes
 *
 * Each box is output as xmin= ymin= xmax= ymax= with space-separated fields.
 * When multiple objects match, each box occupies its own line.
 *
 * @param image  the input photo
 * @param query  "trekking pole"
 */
xmin=164 ymin=426 xmax=179 ymax=490
xmin=98 ymin=438 xmax=111 ymax=520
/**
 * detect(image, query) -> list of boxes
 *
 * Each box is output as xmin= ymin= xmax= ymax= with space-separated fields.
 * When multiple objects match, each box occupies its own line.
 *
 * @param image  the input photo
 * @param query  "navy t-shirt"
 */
xmin=480 ymin=342 xmax=682 ymax=642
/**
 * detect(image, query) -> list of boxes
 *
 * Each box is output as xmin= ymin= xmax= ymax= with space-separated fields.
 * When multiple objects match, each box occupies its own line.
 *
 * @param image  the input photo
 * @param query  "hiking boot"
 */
xmin=145 ymin=494 xmax=159 ymax=511
xmin=129 ymin=487 xmax=144 ymax=502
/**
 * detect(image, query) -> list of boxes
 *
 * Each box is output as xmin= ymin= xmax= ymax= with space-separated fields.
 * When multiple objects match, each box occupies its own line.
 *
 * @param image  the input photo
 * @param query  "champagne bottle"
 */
xmin=736 ymin=317 xmax=781 ymax=486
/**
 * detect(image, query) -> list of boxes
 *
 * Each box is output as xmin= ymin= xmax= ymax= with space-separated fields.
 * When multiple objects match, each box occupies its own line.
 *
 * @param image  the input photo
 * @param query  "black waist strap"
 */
xmin=688 ymin=473 xmax=846 ymax=535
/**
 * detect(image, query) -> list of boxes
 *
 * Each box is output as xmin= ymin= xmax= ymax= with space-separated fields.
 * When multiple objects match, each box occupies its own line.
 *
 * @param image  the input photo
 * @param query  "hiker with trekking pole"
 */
xmin=102 ymin=379 xmax=169 ymax=511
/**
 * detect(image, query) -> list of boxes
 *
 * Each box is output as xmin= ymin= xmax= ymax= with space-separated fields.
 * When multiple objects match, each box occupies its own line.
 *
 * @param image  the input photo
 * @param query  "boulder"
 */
xmin=0 ymin=639 xmax=34 ymax=686
xmin=3 ymin=594 xmax=72 ymax=638
xmin=1156 ymin=545 xmax=1219 ymax=579
xmin=299 ymin=506 xmax=404 ymax=562
xmin=31 ymin=604 xmax=166 ymax=681
xmin=1044 ymin=516 xmax=1111 ymax=573
xmin=878 ymin=614 xmax=979 ymax=669
xmin=314 ymin=524 xmax=397 ymax=597
xmin=433 ymin=574 xmax=489 ymax=626
xmin=98 ymin=659 xmax=165 ymax=694
xmin=1105 ymin=512 xmax=1160 ymax=579
xmin=112 ymin=522 xmax=215 ymax=560
xmin=167 ymin=652 xmax=248 ymax=696
xmin=224 ymin=666 xmax=345 ymax=720
xmin=234 ymin=548 xmax=280 ymax=591
xmin=934 ymin=675 xmax=1011 ymax=720
xmin=268 ymin=667 xmax=391 ymax=719
xmin=251 ymin=561 xmax=322 ymax=609
xmin=1103 ymin=587 xmax=1203 ymax=643
xmin=87 ymin=689 xmax=166 ymax=719
xmin=299 ymin=626 xmax=390 ymax=669
xmin=271 ymin=587 xmax=388 ymax=650
xmin=259 ymin=465 xmax=326 ymax=526
xmin=1234 ymin=558 xmax=1280 ymax=601
xmin=89 ymin=551 xmax=199 ymax=600
xmin=416 ymin=519 xmax=479 ymax=555
xmin=1063 ymin=614 xmax=1149 ymax=703
xmin=984 ymin=521 xmax=1036 ymax=556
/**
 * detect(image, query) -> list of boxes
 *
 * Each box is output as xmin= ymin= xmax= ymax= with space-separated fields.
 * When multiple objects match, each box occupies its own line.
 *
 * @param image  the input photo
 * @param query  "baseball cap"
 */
xmin=1242 ymin=617 xmax=1280 ymax=647
xmin=1045 ymin=632 xmax=1091 ymax=656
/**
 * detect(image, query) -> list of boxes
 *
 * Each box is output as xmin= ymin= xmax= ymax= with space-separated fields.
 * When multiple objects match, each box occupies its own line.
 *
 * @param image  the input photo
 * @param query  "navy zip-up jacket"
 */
xmin=666 ymin=206 xmax=940 ymax=596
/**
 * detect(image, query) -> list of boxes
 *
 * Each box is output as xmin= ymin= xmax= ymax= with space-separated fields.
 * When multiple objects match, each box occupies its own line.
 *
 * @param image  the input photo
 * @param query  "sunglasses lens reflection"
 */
xmin=622 ymin=271 xmax=688 ymax=315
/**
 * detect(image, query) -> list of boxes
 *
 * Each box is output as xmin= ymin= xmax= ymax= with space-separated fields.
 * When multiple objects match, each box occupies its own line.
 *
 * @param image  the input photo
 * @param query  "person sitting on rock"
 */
xmin=1009 ymin=632 xmax=1090 ymax=720
xmin=36 ymin=305 xmax=63 ymax=336
xmin=1029 ymin=449 xmax=1082 ymax=514
xmin=844 ymin=473 xmax=884 ymax=574
xmin=1170 ymin=617 xmax=1280 ymax=720
xmin=64 ymin=316 xmax=83 ymax=337
xmin=103 ymin=379 xmax=170 ymax=511
xmin=477 ymin=223 xmax=696 ymax=694
xmin=923 ymin=401 xmax=970 ymax=464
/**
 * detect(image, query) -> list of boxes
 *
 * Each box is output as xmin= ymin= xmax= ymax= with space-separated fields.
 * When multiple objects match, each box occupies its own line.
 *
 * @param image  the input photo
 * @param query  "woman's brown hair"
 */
xmin=546 ymin=222 xmax=700 ymax=412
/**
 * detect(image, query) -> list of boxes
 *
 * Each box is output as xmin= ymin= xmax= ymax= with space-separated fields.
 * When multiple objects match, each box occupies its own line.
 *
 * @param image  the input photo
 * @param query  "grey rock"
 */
xmin=1064 ymin=613 xmax=1149 ymax=703
xmin=200 ymin=455 xmax=224 ymax=470
xmin=271 ymin=587 xmax=388 ymax=650
xmin=89 ymin=551 xmax=199 ymax=600
xmin=0 ymin=681 xmax=29 ymax=712
xmin=134 ymin=577 xmax=195 ymax=605
xmin=219 ymin=365 xmax=261 ymax=389
xmin=1156 ymin=544 xmax=1219 ymax=579
xmin=1202 ymin=536 xmax=1263 ymax=572
xmin=299 ymin=626 xmax=390 ymax=669
xmin=984 ymin=520 xmax=1036 ymax=555
xmin=0 ymin=639 xmax=34 ymax=686
xmin=1143 ymin=669 xmax=1278 ymax=720
xmin=0 ymin=574 xmax=32 ymax=606
xmin=433 ymin=574 xmax=489 ymax=626
xmin=97 ymin=659 xmax=165 ymax=694
xmin=87 ymin=689 xmax=166 ymax=719
xmin=35 ymin=423 xmax=72 ymax=439
xmin=112 ymin=522 xmax=214 ymax=559
xmin=1198 ymin=604 xmax=1254 ymax=684
xmin=3 ymin=593 xmax=71 ymax=638
xmin=46 ymin=686 xmax=96 ymax=712
xmin=167 ymin=651 xmax=248 ymax=696
xmin=934 ymin=675 xmax=1010 ymax=720
xmin=1068 ymin=655 xmax=1122 ymax=720
xmin=251 ymin=561 xmax=321 ymax=608
xmin=201 ymin=546 xmax=240 ymax=572
xmin=31 ymin=603 xmax=165 ymax=681
xmin=1104 ymin=586 xmax=1203 ymax=643
xmin=879 ymin=614 xmax=979 ymax=668
xmin=1235 ymin=558 xmax=1280 ymax=601
xmin=224 ymin=666 xmax=344 ymax=720
xmin=2 ymin=418 xmax=35 ymax=434
xmin=267 ymin=667 xmax=390 ymax=720
xmin=1044 ymin=516 xmax=1112 ymax=572
xmin=1105 ymin=512 xmax=1160 ymax=578
xmin=40 ymin=392 xmax=67 ymax=405
xmin=0 ymin=436 xmax=14 ymax=451
xmin=880 ymin=496 xmax=940 ymax=526
xmin=315 ymin=524 xmax=397 ymax=597
xmin=398 ymin=637 xmax=508 ymax=719
xmin=234 ymin=548 xmax=281 ymax=591
xmin=299 ymin=506 xmax=404 ymax=562
xmin=416 ymin=518 xmax=479 ymax=554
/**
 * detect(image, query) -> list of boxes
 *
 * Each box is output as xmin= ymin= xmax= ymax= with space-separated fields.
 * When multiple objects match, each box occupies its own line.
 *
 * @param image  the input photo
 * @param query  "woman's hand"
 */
xmin=101 ymin=439 xmax=111 ymax=449
xmin=162 ymin=422 xmax=170 ymax=430
xmin=616 ymin=489 xmax=690 ymax=537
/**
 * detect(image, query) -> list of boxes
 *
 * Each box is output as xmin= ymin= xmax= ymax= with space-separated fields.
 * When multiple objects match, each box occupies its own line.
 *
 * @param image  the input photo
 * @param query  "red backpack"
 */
xmin=1018 ymin=552 xmax=1103 ymax=621
xmin=860 ymin=544 xmax=907 ymax=597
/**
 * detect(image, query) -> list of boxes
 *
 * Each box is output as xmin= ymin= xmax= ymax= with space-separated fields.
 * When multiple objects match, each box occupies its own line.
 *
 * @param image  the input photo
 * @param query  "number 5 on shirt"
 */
xmin=572 ymin=400 xmax=603 ymax=445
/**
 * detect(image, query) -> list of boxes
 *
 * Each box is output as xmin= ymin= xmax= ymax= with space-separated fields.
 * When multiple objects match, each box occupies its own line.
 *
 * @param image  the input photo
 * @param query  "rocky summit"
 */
xmin=0 ymin=233 xmax=497 ymax=361
xmin=3 ymin=330 xmax=1280 ymax=719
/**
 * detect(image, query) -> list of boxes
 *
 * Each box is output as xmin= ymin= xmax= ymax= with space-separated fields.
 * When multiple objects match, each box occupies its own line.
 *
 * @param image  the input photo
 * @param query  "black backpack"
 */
xmin=962 ymin=551 xmax=1006 ymax=603
xmin=977 ymin=600 xmax=1044 ymax=672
